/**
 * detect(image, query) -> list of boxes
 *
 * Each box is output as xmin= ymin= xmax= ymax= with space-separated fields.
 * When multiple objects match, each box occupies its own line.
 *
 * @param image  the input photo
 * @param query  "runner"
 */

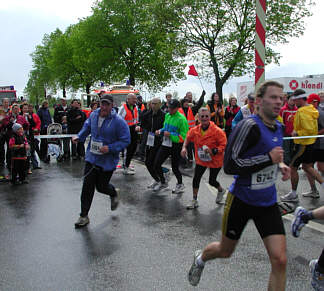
xmin=73 ymin=95 xmax=130 ymax=228
xmin=118 ymin=93 xmax=141 ymax=175
xmin=187 ymin=80 xmax=290 ymax=291
xmin=291 ymin=205 xmax=324 ymax=290
xmin=154 ymin=99 xmax=188 ymax=194
xmin=140 ymin=98 xmax=166 ymax=191
xmin=303 ymin=92 xmax=324 ymax=198
xmin=181 ymin=107 xmax=227 ymax=209
xmin=281 ymin=89 xmax=324 ymax=202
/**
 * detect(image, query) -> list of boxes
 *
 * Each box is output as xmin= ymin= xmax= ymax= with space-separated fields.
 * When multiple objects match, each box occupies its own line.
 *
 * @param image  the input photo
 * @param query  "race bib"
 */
xmin=197 ymin=147 xmax=212 ymax=162
xmin=90 ymin=140 xmax=103 ymax=155
xmin=162 ymin=136 xmax=172 ymax=147
xmin=251 ymin=165 xmax=278 ymax=190
xmin=146 ymin=132 xmax=155 ymax=147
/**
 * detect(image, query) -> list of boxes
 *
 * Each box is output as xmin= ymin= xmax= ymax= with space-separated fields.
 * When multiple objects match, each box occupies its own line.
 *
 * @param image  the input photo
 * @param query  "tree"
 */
xmin=178 ymin=0 xmax=314 ymax=100
xmin=90 ymin=0 xmax=186 ymax=91
xmin=26 ymin=29 xmax=63 ymax=101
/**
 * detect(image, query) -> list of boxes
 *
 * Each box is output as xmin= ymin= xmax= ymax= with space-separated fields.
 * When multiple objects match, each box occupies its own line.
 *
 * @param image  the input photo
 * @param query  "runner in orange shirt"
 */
xmin=181 ymin=107 xmax=227 ymax=209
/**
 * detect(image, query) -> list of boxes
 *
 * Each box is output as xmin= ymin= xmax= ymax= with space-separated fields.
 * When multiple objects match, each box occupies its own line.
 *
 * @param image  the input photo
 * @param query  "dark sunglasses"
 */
xmin=200 ymin=115 xmax=210 ymax=118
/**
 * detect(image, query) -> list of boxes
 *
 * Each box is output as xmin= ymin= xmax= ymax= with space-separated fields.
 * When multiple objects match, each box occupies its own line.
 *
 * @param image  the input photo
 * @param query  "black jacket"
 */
xmin=67 ymin=107 xmax=86 ymax=134
xmin=141 ymin=109 xmax=165 ymax=146
xmin=54 ymin=104 xmax=69 ymax=124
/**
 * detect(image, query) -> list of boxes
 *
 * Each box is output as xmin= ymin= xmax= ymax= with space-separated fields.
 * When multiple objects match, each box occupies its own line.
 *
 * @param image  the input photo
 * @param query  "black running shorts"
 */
xmin=222 ymin=192 xmax=285 ymax=240
xmin=290 ymin=143 xmax=314 ymax=167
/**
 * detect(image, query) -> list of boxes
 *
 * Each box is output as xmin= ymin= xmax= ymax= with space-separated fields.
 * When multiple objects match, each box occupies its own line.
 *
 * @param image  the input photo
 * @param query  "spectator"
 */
xmin=206 ymin=92 xmax=224 ymax=128
xmin=9 ymin=123 xmax=29 ymax=185
xmin=67 ymin=99 xmax=86 ymax=160
xmin=224 ymin=96 xmax=240 ymax=137
xmin=37 ymin=100 xmax=52 ymax=163
xmin=231 ymin=93 xmax=255 ymax=129
xmin=279 ymin=94 xmax=298 ymax=165
xmin=54 ymin=98 xmax=69 ymax=124
xmin=2 ymin=104 xmax=29 ymax=169
xmin=161 ymin=93 xmax=172 ymax=113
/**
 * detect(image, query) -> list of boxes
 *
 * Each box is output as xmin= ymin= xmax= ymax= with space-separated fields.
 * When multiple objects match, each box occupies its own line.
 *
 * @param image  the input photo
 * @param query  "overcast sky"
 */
xmin=1 ymin=0 xmax=324 ymax=100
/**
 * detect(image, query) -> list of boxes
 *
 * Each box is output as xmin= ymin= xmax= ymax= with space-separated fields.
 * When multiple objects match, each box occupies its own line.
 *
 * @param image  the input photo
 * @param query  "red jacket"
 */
xmin=279 ymin=103 xmax=297 ymax=136
xmin=2 ymin=113 xmax=29 ymax=137
xmin=186 ymin=122 xmax=227 ymax=168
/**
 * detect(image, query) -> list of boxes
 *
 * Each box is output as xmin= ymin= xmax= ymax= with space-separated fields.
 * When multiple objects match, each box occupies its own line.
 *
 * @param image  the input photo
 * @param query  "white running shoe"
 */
xmin=123 ymin=167 xmax=135 ymax=175
xmin=186 ymin=200 xmax=199 ymax=210
xmin=153 ymin=182 xmax=168 ymax=192
xmin=148 ymin=180 xmax=159 ymax=189
xmin=302 ymin=189 xmax=320 ymax=198
xmin=216 ymin=189 xmax=226 ymax=204
xmin=281 ymin=191 xmax=299 ymax=202
xmin=172 ymin=183 xmax=185 ymax=194
xmin=188 ymin=250 xmax=204 ymax=286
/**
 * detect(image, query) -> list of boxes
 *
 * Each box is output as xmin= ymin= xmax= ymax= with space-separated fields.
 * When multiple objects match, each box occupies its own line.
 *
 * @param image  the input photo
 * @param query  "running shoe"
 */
xmin=281 ymin=191 xmax=299 ymax=202
xmin=302 ymin=189 xmax=320 ymax=199
xmin=216 ymin=189 xmax=226 ymax=204
xmin=291 ymin=206 xmax=308 ymax=237
xmin=148 ymin=180 xmax=159 ymax=189
xmin=188 ymin=250 xmax=204 ymax=286
xmin=111 ymin=188 xmax=120 ymax=211
xmin=123 ymin=167 xmax=135 ymax=175
xmin=172 ymin=183 xmax=185 ymax=194
xmin=153 ymin=182 xmax=168 ymax=192
xmin=310 ymin=259 xmax=324 ymax=291
xmin=186 ymin=200 xmax=199 ymax=210
xmin=74 ymin=216 xmax=90 ymax=228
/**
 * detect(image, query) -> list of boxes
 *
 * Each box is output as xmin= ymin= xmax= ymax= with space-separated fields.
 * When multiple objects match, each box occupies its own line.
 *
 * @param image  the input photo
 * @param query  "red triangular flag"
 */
xmin=188 ymin=65 xmax=198 ymax=76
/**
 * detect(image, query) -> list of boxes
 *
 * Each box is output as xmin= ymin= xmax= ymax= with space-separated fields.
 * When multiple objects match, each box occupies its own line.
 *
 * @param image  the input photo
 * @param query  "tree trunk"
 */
xmin=215 ymin=81 xmax=223 ymax=103
xmin=86 ymin=83 xmax=91 ymax=107
xmin=129 ymin=75 xmax=135 ymax=86
xmin=62 ymin=86 xmax=66 ymax=98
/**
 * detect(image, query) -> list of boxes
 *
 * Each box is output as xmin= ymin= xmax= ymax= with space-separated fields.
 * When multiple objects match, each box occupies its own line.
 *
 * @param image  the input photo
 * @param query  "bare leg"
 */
xmin=312 ymin=206 xmax=324 ymax=220
xmin=193 ymin=188 xmax=198 ymax=200
xmin=263 ymin=235 xmax=287 ymax=291
xmin=302 ymin=163 xmax=324 ymax=185
xmin=201 ymin=235 xmax=238 ymax=261
xmin=290 ymin=166 xmax=299 ymax=191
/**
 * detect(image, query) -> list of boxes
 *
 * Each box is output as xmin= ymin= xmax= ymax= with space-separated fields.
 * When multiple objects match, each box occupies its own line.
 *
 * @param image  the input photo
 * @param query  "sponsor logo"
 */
xmin=289 ymin=80 xmax=299 ymax=91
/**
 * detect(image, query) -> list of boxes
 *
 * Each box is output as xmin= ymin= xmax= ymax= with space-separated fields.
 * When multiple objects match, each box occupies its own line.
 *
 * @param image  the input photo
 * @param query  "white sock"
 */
xmin=196 ymin=254 xmax=205 ymax=267
xmin=291 ymin=190 xmax=297 ymax=196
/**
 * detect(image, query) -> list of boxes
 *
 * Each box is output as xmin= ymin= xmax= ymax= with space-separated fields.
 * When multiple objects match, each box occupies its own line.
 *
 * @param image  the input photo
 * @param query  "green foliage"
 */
xmin=178 ymin=0 xmax=314 ymax=99
xmin=90 ymin=0 xmax=186 ymax=91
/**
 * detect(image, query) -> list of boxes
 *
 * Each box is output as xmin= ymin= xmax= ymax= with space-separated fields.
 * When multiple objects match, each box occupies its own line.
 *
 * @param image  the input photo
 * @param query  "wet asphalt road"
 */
xmin=0 ymin=158 xmax=324 ymax=290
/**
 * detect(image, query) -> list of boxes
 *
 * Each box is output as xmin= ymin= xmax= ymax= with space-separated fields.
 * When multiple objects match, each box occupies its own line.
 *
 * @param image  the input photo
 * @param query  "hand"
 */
xmin=76 ymin=115 xmax=81 ymax=119
xmin=203 ymin=145 xmax=213 ymax=156
xmin=155 ymin=130 xmax=160 ymax=136
xmin=269 ymin=146 xmax=283 ymax=164
xmin=99 ymin=145 xmax=109 ymax=154
xmin=20 ymin=144 xmax=25 ymax=148
xmin=279 ymin=162 xmax=291 ymax=181
xmin=292 ymin=131 xmax=297 ymax=137
xmin=72 ymin=136 xmax=79 ymax=144
xmin=181 ymin=147 xmax=187 ymax=158
xmin=164 ymin=131 xmax=170 ymax=137
xmin=25 ymin=144 xmax=30 ymax=151
xmin=135 ymin=126 xmax=141 ymax=132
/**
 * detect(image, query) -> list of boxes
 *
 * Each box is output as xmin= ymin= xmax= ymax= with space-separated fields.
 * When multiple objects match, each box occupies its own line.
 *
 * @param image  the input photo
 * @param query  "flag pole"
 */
xmin=197 ymin=76 xmax=205 ymax=91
